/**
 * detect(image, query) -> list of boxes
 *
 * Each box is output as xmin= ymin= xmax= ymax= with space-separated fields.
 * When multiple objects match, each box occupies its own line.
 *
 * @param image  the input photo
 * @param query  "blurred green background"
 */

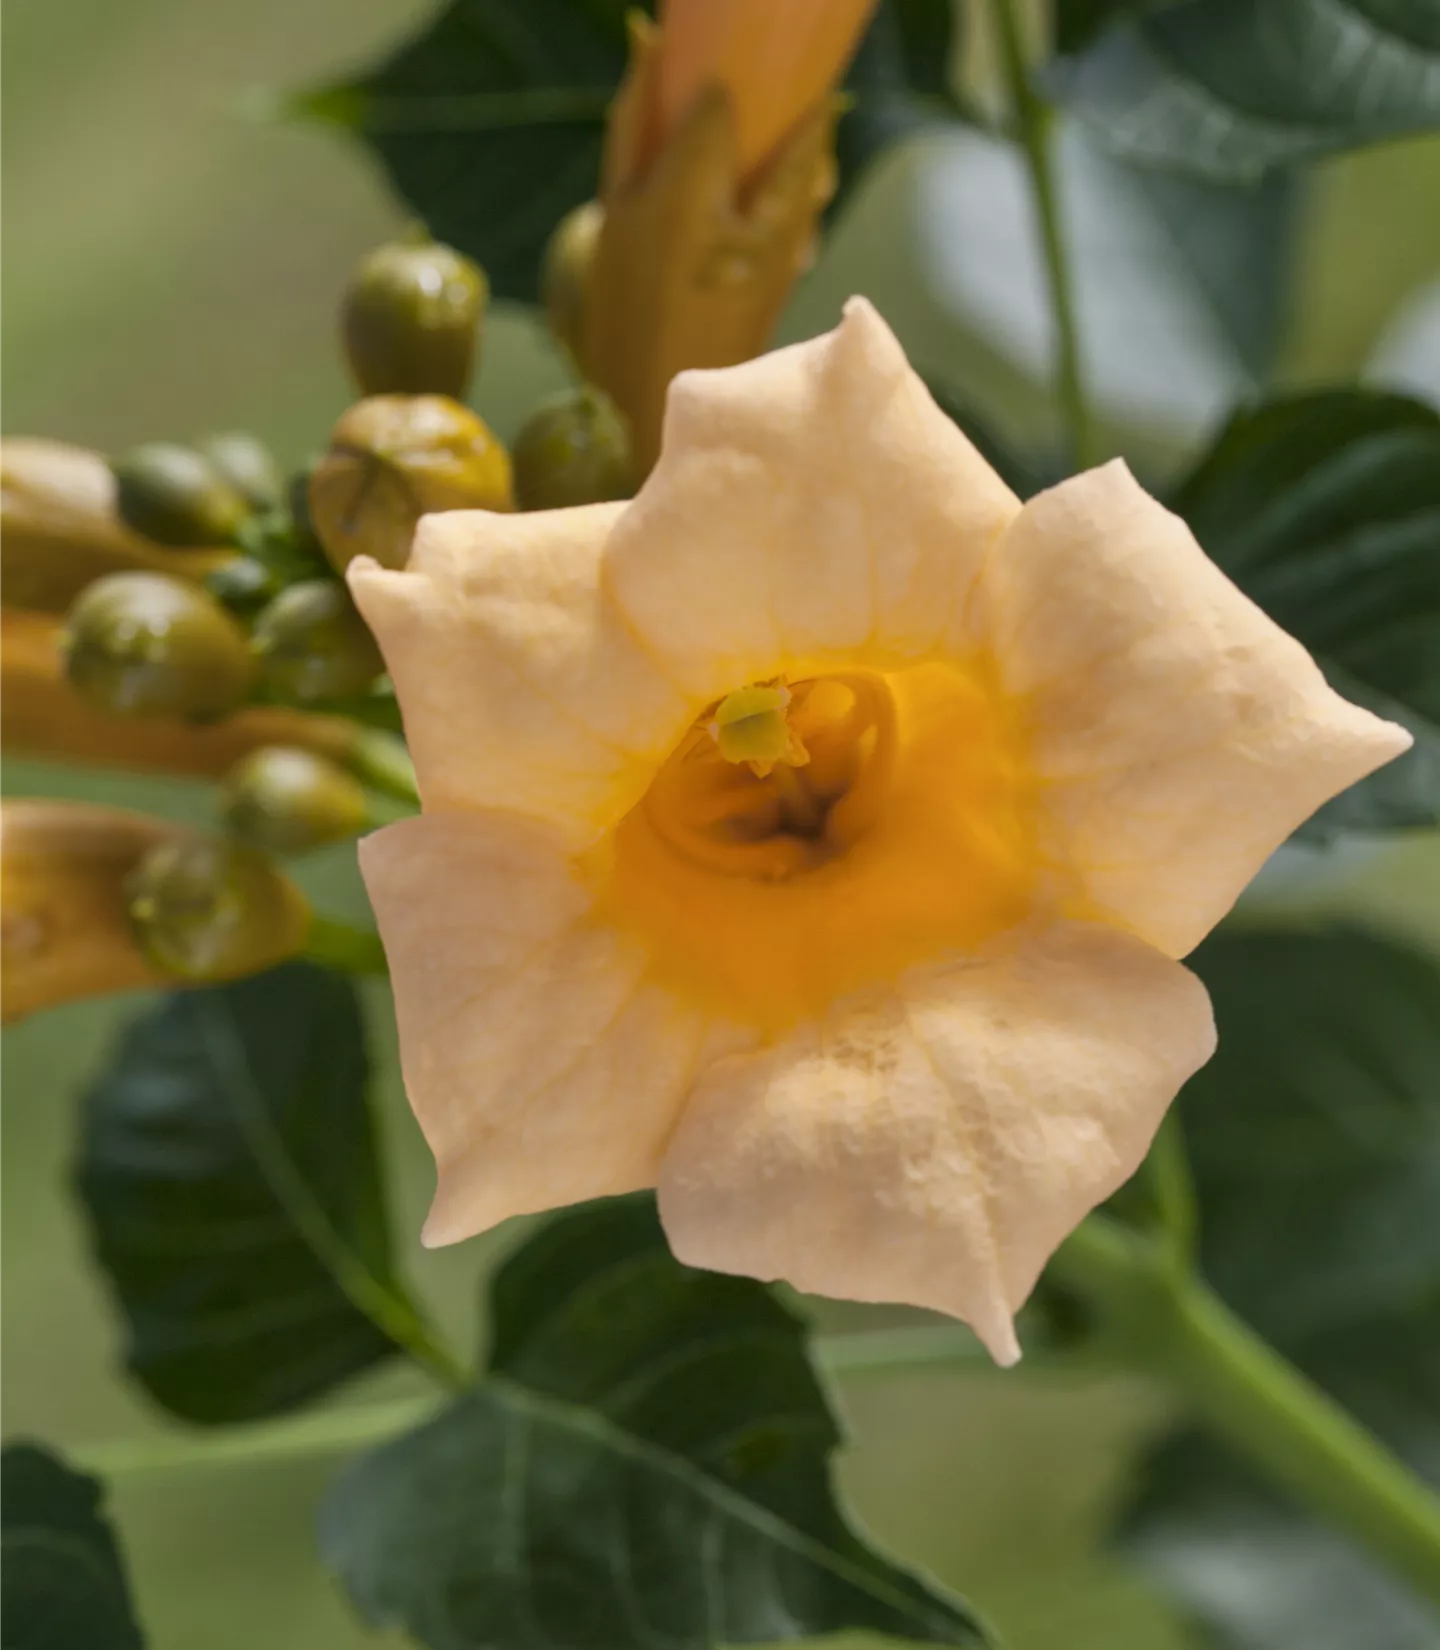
xmin=4 ymin=2 xmax=1440 ymax=1647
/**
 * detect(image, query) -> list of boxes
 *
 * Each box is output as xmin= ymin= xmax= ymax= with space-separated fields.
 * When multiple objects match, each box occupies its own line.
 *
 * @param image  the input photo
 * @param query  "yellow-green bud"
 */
xmin=111 ymin=443 xmax=250 ymax=547
xmin=307 ymin=394 xmax=513 ymax=574
xmin=342 ymin=239 xmax=488 ymax=399
xmin=512 ymin=386 xmax=633 ymax=510
xmin=219 ymin=746 xmax=370 ymax=855
xmin=250 ymin=579 xmax=384 ymax=704
xmin=126 ymin=833 xmax=309 ymax=981
xmin=60 ymin=572 xmax=253 ymax=722
xmin=542 ymin=200 xmax=603 ymax=369
xmin=198 ymin=432 xmax=282 ymax=513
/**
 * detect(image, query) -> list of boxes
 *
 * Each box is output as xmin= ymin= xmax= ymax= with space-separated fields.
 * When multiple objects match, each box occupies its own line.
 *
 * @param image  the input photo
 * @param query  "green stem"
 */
xmin=197 ymin=996 xmax=468 ymax=1394
xmin=72 ymin=1324 xmax=992 ymax=1481
xmin=344 ymin=727 xmax=419 ymax=807
xmin=304 ymin=913 xmax=389 ymax=976
xmin=1054 ymin=1215 xmax=1440 ymax=1608
xmin=989 ymin=0 xmax=1099 ymax=471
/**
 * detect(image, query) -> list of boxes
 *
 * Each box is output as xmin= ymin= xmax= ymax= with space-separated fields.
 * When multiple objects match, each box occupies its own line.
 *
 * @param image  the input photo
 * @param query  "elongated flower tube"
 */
xmin=579 ymin=1 xmax=876 ymax=472
xmin=351 ymin=302 xmax=1410 ymax=1363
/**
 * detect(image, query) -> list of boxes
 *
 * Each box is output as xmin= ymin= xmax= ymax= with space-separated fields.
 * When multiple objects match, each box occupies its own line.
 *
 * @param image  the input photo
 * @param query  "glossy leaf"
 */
xmin=296 ymin=0 xmax=963 ymax=304
xmin=1172 ymin=389 xmax=1440 ymax=833
xmin=1 ymin=1444 xmax=145 ymax=1650
xmin=1115 ymin=926 xmax=1440 ymax=1648
xmin=917 ymin=121 xmax=1296 ymax=437
xmin=320 ymin=1196 xmax=987 ymax=1650
xmin=75 ymin=962 xmax=399 ymax=1423
xmin=1051 ymin=0 xmax=1440 ymax=183
xmin=1052 ymin=0 xmax=1174 ymax=56
xmin=1182 ymin=926 xmax=1440 ymax=1339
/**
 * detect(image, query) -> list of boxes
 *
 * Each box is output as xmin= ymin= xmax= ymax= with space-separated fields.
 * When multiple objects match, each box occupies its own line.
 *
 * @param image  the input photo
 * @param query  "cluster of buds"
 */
xmin=4 ymin=0 xmax=876 ymax=1021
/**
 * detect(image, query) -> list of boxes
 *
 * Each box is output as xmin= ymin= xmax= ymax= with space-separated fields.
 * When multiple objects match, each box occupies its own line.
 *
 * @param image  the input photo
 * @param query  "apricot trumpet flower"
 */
xmin=351 ymin=303 xmax=1409 ymax=1363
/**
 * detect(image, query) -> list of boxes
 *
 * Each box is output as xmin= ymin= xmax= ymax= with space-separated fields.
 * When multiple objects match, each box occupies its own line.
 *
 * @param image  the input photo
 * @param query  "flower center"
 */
xmin=593 ymin=658 xmax=1042 ymax=1031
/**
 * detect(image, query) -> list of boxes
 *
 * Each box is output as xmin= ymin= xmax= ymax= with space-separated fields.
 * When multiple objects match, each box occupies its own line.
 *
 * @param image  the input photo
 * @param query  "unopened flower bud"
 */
xmin=112 ymin=443 xmax=250 ymax=547
xmin=198 ymin=432 xmax=283 ymax=513
xmin=342 ymin=239 xmax=488 ymax=399
xmin=250 ymin=579 xmax=384 ymax=704
xmin=60 ymin=573 xmax=253 ymax=722
xmin=127 ymin=833 xmax=310 ymax=982
xmin=307 ymin=395 xmax=513 ymax=573
xmin=542 ymin=200 xmax=603 ymax=368
xmin=1 ymin=801 xmax=174 ymax=1022
xmin=512 ymin=386 xmax=633 ymax=509
xmin=220 ymin=746 xmax=370 ymax=855
xmin=1 ymin=439 xmax=233 ymax=613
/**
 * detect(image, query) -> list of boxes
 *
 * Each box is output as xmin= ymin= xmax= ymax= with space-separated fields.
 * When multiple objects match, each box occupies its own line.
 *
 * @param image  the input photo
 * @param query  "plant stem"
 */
xmin=1054 ymin=1214 xmax=1440 ymax=1608
xmin=989 ymin=0 xmax=1098 ymax=471
xmin=76 ymin=1398 xmax=435 ymax=1479
xmin=73 ymin=1324 xmax=993 ymax=1481
xmin=304 ymin=913 xmax=389 ymax=976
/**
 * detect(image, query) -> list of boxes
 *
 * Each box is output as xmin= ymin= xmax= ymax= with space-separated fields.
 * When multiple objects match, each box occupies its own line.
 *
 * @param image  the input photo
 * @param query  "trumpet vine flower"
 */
xmin=352 ymin=302 xmax=1409 ymax=1363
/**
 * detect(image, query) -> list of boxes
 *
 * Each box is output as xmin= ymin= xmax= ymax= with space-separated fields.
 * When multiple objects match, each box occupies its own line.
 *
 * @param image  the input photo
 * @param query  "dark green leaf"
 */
xmin=1051 ymin=0 xmax=1440 ymax=183
xmin=1053 ymin=0 xmax=1176 ymax=56
xmin=1 ymin=1444 xmax=145 ymax=1650
xmin=837 ymin=0 xmax=969 ymax=202
xmin=320 ymin=1196 xmax=988 ymax=1650
xmin=1116 ymin=926 xmax=1440 ymax=1647
xmin=1182 ymin=926 xmax=1440 ymax=1340
xmin=74 ymin=962 xmax=399 ymax=1423
xmin=1172 ymin=389 xmax=1440 ymax=833
xmin=294 ymin=0 xmax=629 ymax=303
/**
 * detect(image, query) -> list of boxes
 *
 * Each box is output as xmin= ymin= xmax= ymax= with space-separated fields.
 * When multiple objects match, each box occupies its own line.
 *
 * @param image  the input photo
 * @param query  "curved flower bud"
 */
xmin=1 ymin=801 xmax=173 ymax=1022
xmin=112 ymin=442 xmax=251 ymax=547
xmin=127 ymin=832 xmax=310 ymax=981
xmin=541 ymin=200 xmax=604 ymax=368
xmin=198 ymin=431 xmax=283 ymax=513
xmin=307 ymin=395 xmax=513 ymax=574
xmin=2 ymin=606 xmax=361 ymax=779
xmin=219 ymin=745 xmax=371 ymax=856
xmin=250 ymin=579 xmax=384 ymax=705
xmin=342 ymin=238 xmax=488 ymax=399
xmin=348 ymin=302 xmax=1410 ymax=1362
xmin=512 ymin=386 xmax=633 ymax=510
xmin=59 ymin=572 xmax=253 ymax=722
xmin=1 ymin=439 xmax=233 ymax=613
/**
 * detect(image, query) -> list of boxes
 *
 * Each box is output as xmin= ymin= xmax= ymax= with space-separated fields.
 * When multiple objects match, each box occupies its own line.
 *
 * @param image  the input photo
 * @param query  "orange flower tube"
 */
xmin=577 ymin=0 xmax=880 ymax=472
xmin=654 ymin=0 xmax=877 ymax=182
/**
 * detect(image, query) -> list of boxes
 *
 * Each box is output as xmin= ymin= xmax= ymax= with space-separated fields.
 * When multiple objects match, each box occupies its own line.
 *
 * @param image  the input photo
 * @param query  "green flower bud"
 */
xmin=342 ymin=239 xmax=488 ymax=399
xmin=60 ymin=572 xmax=253 ymax=721
xmin=111 ymin=443 xmax=250 ymax=547
xmin=219 ymin=745 xmax=370 ymax=855
xmin=542 ymin=200 xmax=603 ymax=369
xmin=308 ymin=394 xmax=513 ymax=574
xmin=512 ymin=386 xmax=633 ymax=510
xmin=198 ymin=432 xmax=283 ymax=513
xmin=251 ymin=579 xmax=384 ymax=704
xmin=127 ymin=833 xmax=309 ymax=981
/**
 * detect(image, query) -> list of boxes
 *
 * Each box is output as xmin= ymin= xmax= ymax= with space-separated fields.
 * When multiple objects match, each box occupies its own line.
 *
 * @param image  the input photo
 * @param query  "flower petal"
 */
xmin=359 ymin=811 xmax=748 ymax=1244
xmin=657 ymin=920 xmax=1215 ymax=1363
xmin=349 ymin=504 xmax=691 ymax=839
xmin=983 ymin=461 xmax=1412 ymax=958
xmin=605 ymin=297 xmax=1022 ymax=698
